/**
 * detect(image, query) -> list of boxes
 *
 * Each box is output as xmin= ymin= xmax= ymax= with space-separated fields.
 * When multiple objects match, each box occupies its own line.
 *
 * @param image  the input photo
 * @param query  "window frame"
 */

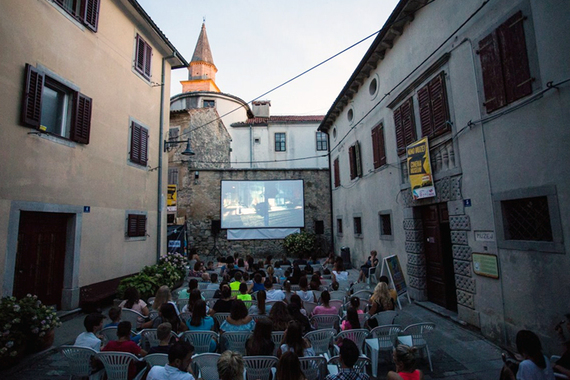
xmin=493 ymin=185 xmax=564 ymax=253
xmin=336 ymin=217 xmax=343 ymax=236
xmin=417 ymin=72 xmax=451 ymax=139
xmin=53 ymin=0 xmax=100 ymax=32
xmin=371 ymin=124 xmax=387 ymax=169
xmin=378 ymin=210 xmax=394 ymax=241
xmin=203 ymin=99 xmax=215 ymax=108
xmin=134 ymin=34 xmax=153 ymax=81
xmin=316 ymin=131 xmax=328 ymax=151
xmin=129 ymin=120 xmax=149 ymax=167
xmin=168 ymin=168 xmax=179 ymax=186
xmin=275 ymin=132 xmax=286 ymax=152
xmin=21 ymin=63 xmax=92 ymax=144
xmin=353 ymin=216 xmax=362 ymax=237
xmin=126 ymin=212 xmax=147 ymax=239
xmin=348 ymin=141 xmax=362 ymax=180
xmin=393 ymin=97 xmax=417 ymax=156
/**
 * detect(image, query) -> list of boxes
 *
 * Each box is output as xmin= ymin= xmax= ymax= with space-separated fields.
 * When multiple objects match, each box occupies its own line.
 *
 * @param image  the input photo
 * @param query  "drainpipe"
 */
xmin=249 ymin=124 xmax=253 ymax=168
xmin=158 ymin=53 xmax=177 ymax=262
xmin=326 ymin=131 xmax=335 ymax=256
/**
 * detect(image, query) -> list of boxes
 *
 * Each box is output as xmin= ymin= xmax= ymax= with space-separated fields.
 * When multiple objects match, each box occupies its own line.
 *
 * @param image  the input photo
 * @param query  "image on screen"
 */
xmin=221 ymin=180 xmax=304 ymax=229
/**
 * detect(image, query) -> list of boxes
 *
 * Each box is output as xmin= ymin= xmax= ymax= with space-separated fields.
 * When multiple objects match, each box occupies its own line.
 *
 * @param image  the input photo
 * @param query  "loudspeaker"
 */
xmin=340 ymin=246 xmax=352 ymax=269
xmin=211 ymin=220 xmax=221 ymax=235
xmin=314 ymin=220 xmax=324 ymax=235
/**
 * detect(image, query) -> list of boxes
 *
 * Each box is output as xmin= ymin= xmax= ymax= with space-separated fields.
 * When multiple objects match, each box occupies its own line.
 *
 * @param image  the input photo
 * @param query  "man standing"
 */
xmin=147 ymin=341 xmax=195 ymax=380
xmin=325 ymin=339 xmax=370 ymax=380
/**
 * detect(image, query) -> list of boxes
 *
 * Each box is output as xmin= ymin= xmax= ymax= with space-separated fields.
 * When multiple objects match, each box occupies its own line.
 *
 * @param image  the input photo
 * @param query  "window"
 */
xmin=379 ymin=211 xmax=393 ymax=240
xmin=393 ymin=97 xmax=416 ymax=155
xmin=168 ymin=127 xmax=179 ymax=141
xmin=316 ymin=132 xmax=328 ymax=151
xmin=493 ymin=186 xmax=564 ymax=253
xmin=54 ymin=0 xmax=100 ymax=32
xmin=348 ymin=141 xmax=362 ymax=180
xmin=371 ymin=124 xmax=386 ymax=169
xmin=337 ymin=218 xmax=343 ymax=235
xmin=168 ymin=168 xmax=179 ymax=185
xmin=21 ymin=64 xmax=92 ymax=144
xmin=478 ymin=10 xmax=533 ymax=113
xmin=134 ymin=34 xmax=152 ymax=80
xmin=203 ymin=100 xmax=215 ymax=108
xmin=333 ymin=157 xmax=340 ymax=188
xmin=130 ymin=121 xmax=148 ymax=166
xmin=417 ymin=72 xmax=450 ymax=138
xmin=275 ymin=133 xmax=286 ymax=151
xmin=127 ymin=214 xmax=146 ymax=237
xmin=353 ymin=217 xmax=362 ymax=235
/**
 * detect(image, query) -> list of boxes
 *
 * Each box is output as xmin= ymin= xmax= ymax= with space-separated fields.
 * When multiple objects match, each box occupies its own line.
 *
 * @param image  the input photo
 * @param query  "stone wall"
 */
xmin=179 ymin=168 xmax=332 ymax=259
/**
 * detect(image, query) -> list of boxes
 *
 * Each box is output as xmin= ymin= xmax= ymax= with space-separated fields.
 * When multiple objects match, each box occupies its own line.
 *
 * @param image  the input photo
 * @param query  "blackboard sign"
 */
xmin=380 ymin=254 xmax=411 ymax=309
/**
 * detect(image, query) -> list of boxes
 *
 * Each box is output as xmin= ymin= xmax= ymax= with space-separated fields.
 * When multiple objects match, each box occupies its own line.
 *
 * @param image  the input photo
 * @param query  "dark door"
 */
xmin=421 ymin=203 xmax=457 ymax=311
xmin=14 ymin=211 xmax=69 ymax=308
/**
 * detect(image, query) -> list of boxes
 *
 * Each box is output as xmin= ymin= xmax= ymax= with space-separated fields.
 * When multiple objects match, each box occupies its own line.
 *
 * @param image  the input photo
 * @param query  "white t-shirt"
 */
xmin=74 ymin=332 xmax=102 ymax=352
xmin=333 ymin=271 xmax=348 ymax=281
xmin=516 ymin=357 xmax=554 ymax=380
xmin=266 ymin=289 xmax=285 ymax=301
xmin=296 ymin=290 xmax=315 ymax=303
xmin=148 ymin=364 xmax=195 ymax=380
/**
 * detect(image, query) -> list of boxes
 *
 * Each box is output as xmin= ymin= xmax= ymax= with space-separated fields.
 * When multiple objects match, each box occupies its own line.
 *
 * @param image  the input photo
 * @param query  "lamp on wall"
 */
xmin=164 ymin=138 xmax=195 ymax=155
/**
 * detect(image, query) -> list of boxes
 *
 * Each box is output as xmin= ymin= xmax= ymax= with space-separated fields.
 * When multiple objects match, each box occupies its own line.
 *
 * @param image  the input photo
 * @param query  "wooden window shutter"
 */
xmin=417 ymin=84 xmax=433 ymax=137
xmin=333 ymin=158 xmax=340 ymax=188
xmin=135 ymin=35 xmax=146 ymax=74
xmin=21 ymin=64 xmax=44 ymax=128
xmin=140 ymin=127 xmax=148 ymax=166
xmin=144 ymin=41 xmax=152 ymax=78
xmin=401 ymin=98 xmax=416 ymax=147
xmin=136 ymin=215 xmax=146 ymax=236
xmin=71 ymin=93 xmax=92 ymax=144
xmin=498 ymin=11 xmax=532 ymax=103
xmin=355 ymin=141 xmax=362 ymax=177
xmin=428 ymin=73 xmax=450 ymax=136
xmin=348 ymin=145 xmax=356 ymax=180
xmin=130 ymin=122 xmax=141 ymax=164
xmin=479 ymin=31 xmax=507 ymax=113
xmin=393 ymin=106 xmax=405 ymax=154
xmin=127 ymin=214 xmax=138 ymax=237
xmin=83 ymin=0 xmax=100 ymax=32
xmin=371 ymin=126 xmax=380 ymax=168
xmin=377 ymin=125 xmax=386 ymax=167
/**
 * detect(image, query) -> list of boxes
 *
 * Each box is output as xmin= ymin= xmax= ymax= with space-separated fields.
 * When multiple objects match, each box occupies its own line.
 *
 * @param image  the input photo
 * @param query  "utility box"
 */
xmin=340 ymin=246 xmax=352 ymax=269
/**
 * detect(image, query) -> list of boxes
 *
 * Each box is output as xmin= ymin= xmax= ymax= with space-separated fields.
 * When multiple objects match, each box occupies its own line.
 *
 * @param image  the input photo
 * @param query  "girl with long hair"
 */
xmin=246 ymin=318 xmax=275 ymax=356
xmin=341 ymin=307 xmax=361 ymax=330
xmin=387 ymin=344 xmax=424 ymax=380
xmin=515 ymin=330 xmax=554 ymax=380
xmin=283 ymin=280 xmax=294 ymax=303
xmin=119 ymin=287 xmax=149 ymax=328
xmin=187 ymin=300 xmax=216 ymax=351
xmin=369 ymin=282 xmax=395 ymax=314
xmin=276 ymin=351 xmax=307 ymax=380
xmin=269 ymin=301 xmax=292 ymax=331
xmin=220 ymin=300 xmax=255 ymax=333
xmin=287 ymin=294 xmax=312 ymax=334
xmin=249 ymin=289 xmax=270 ymax=315
xmin=277 ymin=321 xmax=315 ymax=358
xmin=182 ymin=288 xmax=203 ymax=314
xmin=312 ymin=291 xmax=338 ymax=316
xmin=296 ymin=276 xmax=316 ymax=302
xmin=152 ymin=285 xmax=179 ymax=314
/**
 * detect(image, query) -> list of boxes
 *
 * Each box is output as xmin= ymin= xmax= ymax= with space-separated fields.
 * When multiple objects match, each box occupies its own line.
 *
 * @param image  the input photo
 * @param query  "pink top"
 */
xmin=398 ymin=370 xmax=421 ymax=380
xmin=312 ymin=305 xmax=338 ymax=315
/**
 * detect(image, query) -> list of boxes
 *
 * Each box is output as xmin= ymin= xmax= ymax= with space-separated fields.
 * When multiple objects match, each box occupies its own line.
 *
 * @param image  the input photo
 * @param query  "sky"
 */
xmin=137 ymin=0 xmax=400 ymax=116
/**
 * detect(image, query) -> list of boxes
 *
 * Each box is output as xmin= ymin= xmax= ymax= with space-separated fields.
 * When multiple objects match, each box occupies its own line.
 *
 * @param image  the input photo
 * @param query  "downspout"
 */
xmin=158 ymin=53 xmax=177 ymax=262
xmin=249 ymin=124 xmax=253 ymax=168
xmin=326 ymin=131 xmax=335 ymax=256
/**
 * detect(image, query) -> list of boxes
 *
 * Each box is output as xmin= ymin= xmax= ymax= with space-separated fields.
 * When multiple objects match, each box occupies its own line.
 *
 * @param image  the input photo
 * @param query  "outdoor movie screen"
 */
xmin=221 ymin=180 xmax=304 ymax=229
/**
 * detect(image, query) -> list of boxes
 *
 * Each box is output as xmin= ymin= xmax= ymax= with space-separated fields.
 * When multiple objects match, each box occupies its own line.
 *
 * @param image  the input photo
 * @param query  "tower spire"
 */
xmin=182 ymin=22 xmax=220 ymax=93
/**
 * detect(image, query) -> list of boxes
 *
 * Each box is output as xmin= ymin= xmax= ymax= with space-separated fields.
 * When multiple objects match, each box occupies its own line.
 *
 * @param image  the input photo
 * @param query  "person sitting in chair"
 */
xmin=325 ymin=338 xmax=370 ymax=380
xmin=147 ymin=341 xmax=195 ymax=380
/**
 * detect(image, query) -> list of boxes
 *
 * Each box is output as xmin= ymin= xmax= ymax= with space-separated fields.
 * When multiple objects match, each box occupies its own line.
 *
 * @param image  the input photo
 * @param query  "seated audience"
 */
xmin=105 ymin=307 xmax=122 ymax=328
xmin=296 ymin=276 xmax=316 ymax=302
xmin=230 ymin=271 xmax=243 ymax=292
xmin=277 ymin=321 xmax=315 ymax=358
xmin=287 ymin=295 xmax=312 ymax=334
xmin=207 ymin=273 xmax=220 ymax=290
xmin=250 ymin=273 xmax=265 ymax=293
xmin=312 ymin=291 xmax=339 ymax=316
xmin=220 ymin=300 xmax=255 ymax=333
xmin=102 ymin=321 xmax=147 ymax=379
xmin=187 ymin=300 xmax=216 ymax=352
xmin=248 ymin=290 xmax=271 ymax=315
xmin=379 ymin=275 xmax=399 ymax=304
xmin=266 ymin=279 xmax=285 ymax=301
xmin=358 ymin=250 xmax=379 ymax=283
xmin=217 ymin=350 xmax=244 ymax=380
xmin=325 ymin=339 xmax=370 ymax=380
xmin=269 ymin=301 xmax=292 ymax=331
xmin=75 ymin=313 xmax=105 ymax=351
xmin=206 ymin=261 xmax=215 ymax=271
xmin=147 ymin=341 xmax=195 ymax=380
xmin=182 ymin=289 xmax=202 ymax=314
xmin=387 ymin=344 xmax=423 ymax=380
xmin=332 ymin=258 xmax=348 ymax=282
xmin=178 ymin=279 xmax=199 ymax=300
xmin=210 ymin=284 xmax=234 ymax=315
xmin=515 ymin=330 xmax=554 ymax=380
xmin=283 ymin=280 xmax=294 ymax=303
xmin=341 ymin=307 xmax=361 ymax=331
xmin=188 ymin=261 xmax=205 ymax=278
xmin=148 ymin=303 xmax=187 ymax=333
xmin=367 ymin=282 xmax=395 ymax=328
xmin=237 ymin=283 xmax=252 ymax=301
xmin=152 ymin=285 xmax=180 ymax=315
xmin=148 ymin=322 xmax=173 ymax=354
xmin=276 ymin=351 xmax=307 ymax=380
xmin=119 ymin=287 xmax=149 ymax=328
xmin=246 ymin=318 xmax=275 ymax=356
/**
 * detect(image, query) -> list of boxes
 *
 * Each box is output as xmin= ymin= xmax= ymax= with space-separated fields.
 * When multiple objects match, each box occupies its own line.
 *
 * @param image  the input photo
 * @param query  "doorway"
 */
xmin=421 ymin=203 xmax=457 ymax=311
xmin=14 ymin=211 xmax=69 ymax=309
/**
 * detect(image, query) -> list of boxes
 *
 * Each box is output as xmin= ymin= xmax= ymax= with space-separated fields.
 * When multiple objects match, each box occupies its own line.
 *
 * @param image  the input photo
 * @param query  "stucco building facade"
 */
xmin=0 ymin=0 xmax=187 ymax=310
xmin=319 ymin=0 xmax=570 ymax=351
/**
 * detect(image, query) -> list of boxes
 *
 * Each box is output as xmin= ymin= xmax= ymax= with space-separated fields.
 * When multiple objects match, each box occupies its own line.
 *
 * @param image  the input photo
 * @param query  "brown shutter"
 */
xmin=377 ymin=125 xmax=386 ymax=167
xmin=83 ymin=0 xmax=100 ymax=32
xmin=401 ymin=98 xmax=416 ymax=147
xmin=479 ymin=31 xmax=506 ymax=113
xmin=21 ymin=64 xmax=44 ymax=128
xmin=127 ymin=214 xmax=137 ymax=237
xmin=348 ymin=145 xmax=356 ymax=180
xmin=429 ymin=73 xmax=450 ymax=136
xmin=355 ymin=141 xmax=362 ymax=177
xmin=144 ymin=41 xmax=152 ymax=78
xmin=136 ymin=215 xmax=146 ymax=236
xmin=371 ymin=126 xmax=380 ymax=168
xmin=135 ymin=35 xmax=146 ymax=73
xmin=130 ymin=122 xmax=141 ymax=163
xmin=393 ymin=106 xmax=405 ymax=154
xmin=71 ymin=92 xmax=92 ymax=144
xmin=498 ymin=11 xmax=532 ymax=103
xmin=333 ymin=158 xmax=340 ymax=188
xmin=140 ymin=127 xmax=148 ymax=166
xmin=417 ymin=84 xmax=432 ymax=137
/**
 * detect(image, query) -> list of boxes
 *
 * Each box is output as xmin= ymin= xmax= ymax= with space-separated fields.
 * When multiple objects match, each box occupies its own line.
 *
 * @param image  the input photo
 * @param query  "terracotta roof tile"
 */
xmin=238 ymin=115 xmax=324 ymax=125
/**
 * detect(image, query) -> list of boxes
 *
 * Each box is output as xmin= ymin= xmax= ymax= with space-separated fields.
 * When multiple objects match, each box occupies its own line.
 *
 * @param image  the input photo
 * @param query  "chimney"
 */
xmin=252 ymin=100 xmax=271 ymax=118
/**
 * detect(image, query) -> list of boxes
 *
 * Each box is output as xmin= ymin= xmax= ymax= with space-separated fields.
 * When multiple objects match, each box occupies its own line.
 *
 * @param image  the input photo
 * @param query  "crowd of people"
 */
xmin=70 ymin=251 xmax=567 ymax=380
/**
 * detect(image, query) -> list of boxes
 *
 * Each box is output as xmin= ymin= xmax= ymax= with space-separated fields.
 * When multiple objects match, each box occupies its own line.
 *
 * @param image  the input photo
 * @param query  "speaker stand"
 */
xmin=209 ymin=234 xmax=222 ymax=257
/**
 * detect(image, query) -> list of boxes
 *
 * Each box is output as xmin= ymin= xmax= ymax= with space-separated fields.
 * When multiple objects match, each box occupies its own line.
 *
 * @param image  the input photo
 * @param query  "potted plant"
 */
xmin=283 ymin=231 xmax=317 ymax=259
xmin=0 ymin=297 xmax=27 ymax=368
xmin=19 ymin=295 xmax=61 ymax=352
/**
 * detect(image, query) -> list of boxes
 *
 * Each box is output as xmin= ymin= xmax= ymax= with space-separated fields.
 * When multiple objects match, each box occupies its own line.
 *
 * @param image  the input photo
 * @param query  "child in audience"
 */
xmin=103 ymin=321 xmax=147 ymax=379
xmin=237 ymin=283 xmax=252 ymax=301
xmin=148 ymin=322 xmax=173 ymax=354
xmin=515 ymin=330 xmax=554 ymax=380
xmin=387 ymin=344 xmax=423 ymax=380
xmin=105 ymin=307 xmax=121 ymax=328
xmin=341 ymin=307 xmax=361 ymax=331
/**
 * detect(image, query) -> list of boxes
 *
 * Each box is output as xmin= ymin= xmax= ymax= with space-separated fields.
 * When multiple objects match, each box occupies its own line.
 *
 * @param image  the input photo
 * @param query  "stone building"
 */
xmin=318 ymin=0 xmax=570 ymax=351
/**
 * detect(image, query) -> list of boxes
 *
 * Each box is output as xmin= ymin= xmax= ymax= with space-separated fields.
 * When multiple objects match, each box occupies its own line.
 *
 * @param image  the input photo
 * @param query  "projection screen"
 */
xmin=221 ymin=180 xmax=304 ymax=229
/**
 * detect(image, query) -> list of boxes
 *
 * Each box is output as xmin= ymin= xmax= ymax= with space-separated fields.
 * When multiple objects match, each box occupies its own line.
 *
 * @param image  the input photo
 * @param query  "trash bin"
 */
xmin=340 ymin=246 xmax=352 ymax=269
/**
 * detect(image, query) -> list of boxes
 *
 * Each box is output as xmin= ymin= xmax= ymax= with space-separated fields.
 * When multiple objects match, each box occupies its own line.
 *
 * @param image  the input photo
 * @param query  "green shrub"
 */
xmin=283 ymin=231 xmax=317 ymax=259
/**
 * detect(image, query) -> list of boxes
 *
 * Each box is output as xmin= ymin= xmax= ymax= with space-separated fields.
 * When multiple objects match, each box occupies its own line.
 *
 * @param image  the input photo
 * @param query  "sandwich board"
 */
xmin=380 ymin=254 xmax=411 ymax=309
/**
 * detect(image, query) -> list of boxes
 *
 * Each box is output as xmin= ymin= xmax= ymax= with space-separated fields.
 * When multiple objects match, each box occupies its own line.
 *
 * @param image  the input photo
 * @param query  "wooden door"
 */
xmin=421 ymin=204 xmax=457 ymax=311
xmin=14 ymin=211 xmax=69 ymax=308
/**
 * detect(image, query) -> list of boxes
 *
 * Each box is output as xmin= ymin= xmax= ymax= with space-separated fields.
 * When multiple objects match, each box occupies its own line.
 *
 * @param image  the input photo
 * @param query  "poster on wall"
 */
xmin=407 ymin=137 xmax=436 ymax=200
xmin=167 ymin=185 xmax=177 ymax=212
xmin=380 ymin=254 xmax=411 ymax=310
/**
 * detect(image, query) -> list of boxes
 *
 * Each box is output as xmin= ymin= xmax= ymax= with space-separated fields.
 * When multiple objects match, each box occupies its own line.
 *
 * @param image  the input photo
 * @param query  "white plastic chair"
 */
xmin=180 ymin=331 xmax=218 ymax=354
xmin=352 ymin=290 xmax=373 ymax=299
xmin=144 ymin=353 xmax=168 ymax=367
xmin=193 ymin=353 xmax=221 ymax=380
xmin=140 ymin=329 xmax=179 ymax=351
xmin=99 ymin=327 xmax=118 ymax=346
xmin=367 ymin=262 xmax=381 ymax=285
xmin=299 ymin=356 xmax=327 ymax=380
xmin=350 ymin=283 xmax=371 ymax=293
xmin=371 ymin=310 xmax=398 ymax=326
xmin=251 ymin=314 xmax=269 ymax=323
xmin=551 ymin=355 xmax=569 ymax=379
xmin=120 ymin=308 xmax=146 ymax=330
xmin=60 ymin=345 xmax=103 ymax=379
xmin=222 ymin=331 xmax=252 ymax=355
xmin=335 ymin=329 xmax=370 ymax=354
xmin=329 ymin=291 xmax=347 ymax=301
xmin=328 ymin=300 xmax=344 ymax=313
xmin=366 ymin=324 xmax=401 ymax=377
xmin=202 ymin=289 xmax=217 ymax=299
xmin=96 ymin=351 xmax=146 ymax=380
xmin=179 ymin=312 xmax=192 ymax=325
xmin=198 ymin=282 xmax=210 ymax=290
xmin=304 ymin=328 xmax=336 ymax=358
xmin=213 ymin=312 xmax=230 ymax=327
xmin=270 ymin=331 xmax=285 ymax=355
xmin=176 ymin=299 xmax=189 ymax=311
xmin=327 ymin=355 xmax=370 ymax=375
xmin=303 ymin=301 xmax=318 ymax=316
xmin=243 ymin=356 xmax=278 ymax=380
xmin=310 ymin=315 xmax=340 ymax=331
xmin=402 ymin=322 xmax=435 ymax=372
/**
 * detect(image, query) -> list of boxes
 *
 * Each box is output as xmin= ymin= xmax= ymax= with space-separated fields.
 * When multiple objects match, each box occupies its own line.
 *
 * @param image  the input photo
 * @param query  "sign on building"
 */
xmin=407 ymin=137 xmax=436 ymax=199
xmin=167 ymin=185 xmax=177 ymax=212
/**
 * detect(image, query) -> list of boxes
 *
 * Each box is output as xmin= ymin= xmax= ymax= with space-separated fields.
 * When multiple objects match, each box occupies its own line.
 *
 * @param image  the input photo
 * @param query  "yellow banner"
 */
xmin=406 ymin=137 xmax=436 ymax=200
xmin=167 ymin=185 xmax=177 ymax=207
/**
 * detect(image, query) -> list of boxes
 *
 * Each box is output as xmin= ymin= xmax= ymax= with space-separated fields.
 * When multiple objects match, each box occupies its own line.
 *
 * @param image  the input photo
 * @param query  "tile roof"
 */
xmin=192 ymin=23 xmax=215 ymax=66
xmin=238 ymin=115 xmax=325 ymax=125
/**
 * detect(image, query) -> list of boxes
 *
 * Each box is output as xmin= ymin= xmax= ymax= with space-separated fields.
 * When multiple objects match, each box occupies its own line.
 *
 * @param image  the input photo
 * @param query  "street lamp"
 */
xmin=164 ymin=138 xmax=195 ymax=155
